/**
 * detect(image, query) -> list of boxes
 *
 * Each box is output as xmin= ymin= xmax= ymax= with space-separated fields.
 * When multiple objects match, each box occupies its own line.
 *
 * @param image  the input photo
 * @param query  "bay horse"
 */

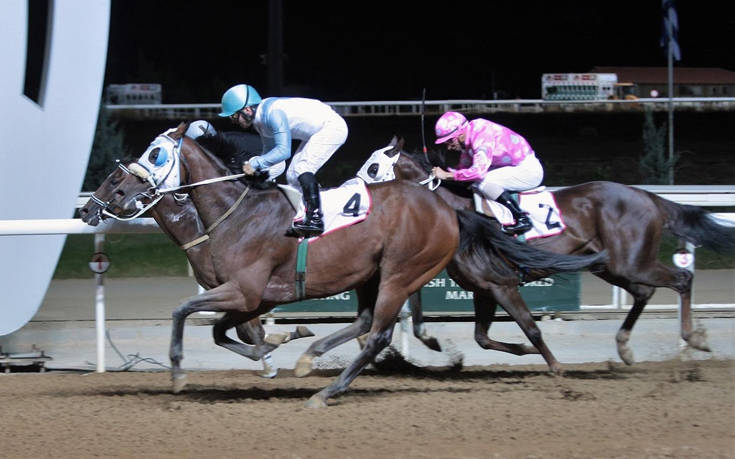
xmin=83 ymin=122 xmax=605 ymax=407
xmin=80 ymin=131 xmax=315 ymax=378
xmin=360 ymin=137 xmax=735 ymax=365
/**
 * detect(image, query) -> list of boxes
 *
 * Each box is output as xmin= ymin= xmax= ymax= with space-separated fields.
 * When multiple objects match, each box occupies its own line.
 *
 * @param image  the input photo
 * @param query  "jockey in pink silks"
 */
xmin=432 ymin=111 xmax=544 ymax=235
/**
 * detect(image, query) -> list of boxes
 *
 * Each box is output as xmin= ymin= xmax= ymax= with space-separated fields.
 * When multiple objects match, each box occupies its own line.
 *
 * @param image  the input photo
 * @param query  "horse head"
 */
xmin=81 ymin=123 xmax=190 ymax=225
xmin=356 ymin=136 xmax=406 ymax=183
xmin=357 ymin=135 xmax=444 ymax=185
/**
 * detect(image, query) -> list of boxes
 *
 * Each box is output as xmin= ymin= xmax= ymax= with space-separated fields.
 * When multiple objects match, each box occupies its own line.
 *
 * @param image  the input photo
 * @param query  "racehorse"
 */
xmin=80 ymin=132 xmax=315 ymax=378
xmin=81 ymin=122 xmax=605 ymax=407
xmin=359 ymin=137 xmax=735 ymax=365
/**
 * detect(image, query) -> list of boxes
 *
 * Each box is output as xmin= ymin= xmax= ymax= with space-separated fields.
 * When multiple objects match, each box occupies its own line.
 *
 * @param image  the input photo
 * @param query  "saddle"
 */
xmin=473 ymin=187 xmax=566 ymax=240
xmin=277 ymin=178 xmax=371 ymax=239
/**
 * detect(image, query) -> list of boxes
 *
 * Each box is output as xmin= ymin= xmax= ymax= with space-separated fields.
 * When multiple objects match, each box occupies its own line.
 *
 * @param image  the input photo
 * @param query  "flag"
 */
xmin=661 ymin=0 xmax=681 ymax=61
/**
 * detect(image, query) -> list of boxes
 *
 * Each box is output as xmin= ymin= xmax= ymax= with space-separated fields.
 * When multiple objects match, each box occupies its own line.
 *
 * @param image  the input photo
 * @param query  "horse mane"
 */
xmin=400 ymin=147 xmax=473 ymax=199
xmin=186 ymin=132 xmax=275 ymax=190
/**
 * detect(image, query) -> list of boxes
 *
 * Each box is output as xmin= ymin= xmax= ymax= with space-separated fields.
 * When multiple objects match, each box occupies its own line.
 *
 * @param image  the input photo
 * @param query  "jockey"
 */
xmin=185 ymin=120 xmax=285 ymax=181
xmin=218 ymin=84 xmax=348 ymax=238
xmin=431 ymin=111 xmax=543 ymax=235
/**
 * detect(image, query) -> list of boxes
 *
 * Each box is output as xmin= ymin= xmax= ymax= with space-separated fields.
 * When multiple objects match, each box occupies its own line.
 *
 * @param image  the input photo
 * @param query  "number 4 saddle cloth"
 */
xmin=474 ymin=187 xmax=566 ymax=240
xmin=279 ymin=178 xmax=371 ymax=240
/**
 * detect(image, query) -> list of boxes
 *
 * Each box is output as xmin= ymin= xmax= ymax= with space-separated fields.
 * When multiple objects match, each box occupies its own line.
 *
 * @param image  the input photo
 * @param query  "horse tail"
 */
xmin=456 ymin=210 xmax=609 ymax=273
xmin=652 ymin=194 xmax=735 ymax=254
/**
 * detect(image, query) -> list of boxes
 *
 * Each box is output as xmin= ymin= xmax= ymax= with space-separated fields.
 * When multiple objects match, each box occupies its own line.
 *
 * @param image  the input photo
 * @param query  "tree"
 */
xmin=82 ymin=105 xmax=128 ymax=191
xmin=640 ymin=108 xmax=677 ymax=184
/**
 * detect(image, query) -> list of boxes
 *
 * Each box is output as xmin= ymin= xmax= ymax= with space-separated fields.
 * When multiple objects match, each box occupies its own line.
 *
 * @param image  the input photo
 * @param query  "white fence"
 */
xmin=104 ymin=97 xmax=735 ymax=120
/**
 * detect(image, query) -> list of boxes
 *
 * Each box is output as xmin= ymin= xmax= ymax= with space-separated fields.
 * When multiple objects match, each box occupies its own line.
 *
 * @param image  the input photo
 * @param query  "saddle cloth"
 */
xmin=474 ymin=188 xmax=566 ymax=240
xmin=279 ymin=178 xmax=371 ymax=239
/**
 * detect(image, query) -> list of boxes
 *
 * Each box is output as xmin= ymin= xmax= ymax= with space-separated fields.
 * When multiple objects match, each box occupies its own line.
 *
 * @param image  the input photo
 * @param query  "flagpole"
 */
xmin=667 ymin=36 xmax=675 ymax=184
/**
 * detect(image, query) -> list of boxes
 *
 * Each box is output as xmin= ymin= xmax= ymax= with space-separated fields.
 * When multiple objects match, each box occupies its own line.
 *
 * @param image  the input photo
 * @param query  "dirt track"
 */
xmin=1 ymin=356 xmax=733 ymax=459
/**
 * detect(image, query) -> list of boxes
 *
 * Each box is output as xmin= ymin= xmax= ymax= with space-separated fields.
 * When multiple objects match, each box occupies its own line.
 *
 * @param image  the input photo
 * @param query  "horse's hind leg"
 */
xmin=234 ymin=319 xmax=278 ymax=378
xmin=489 ymin=287 xmax=562 ymax=374
xmin=408 ymin=291 xmax=443 ymax=352
xmin=294 ymin=301 xmax=374 ymax=378
xmin=599 ymin=264 xmax=704 ymax=365
xmin=306 ymin=289 xmax=404 ymax=408
xmin=472 ymin=291 xmax=541 ymax=357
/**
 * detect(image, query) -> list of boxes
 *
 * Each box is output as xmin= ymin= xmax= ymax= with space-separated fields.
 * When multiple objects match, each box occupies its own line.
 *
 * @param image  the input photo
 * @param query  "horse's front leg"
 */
xmin=170 ymin=283 xmax=271 ymax=393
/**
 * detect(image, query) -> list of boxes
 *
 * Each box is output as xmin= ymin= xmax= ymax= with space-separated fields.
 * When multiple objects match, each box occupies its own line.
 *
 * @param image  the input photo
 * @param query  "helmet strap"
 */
xmin=241 ymin=105 xmax=257 ymax=123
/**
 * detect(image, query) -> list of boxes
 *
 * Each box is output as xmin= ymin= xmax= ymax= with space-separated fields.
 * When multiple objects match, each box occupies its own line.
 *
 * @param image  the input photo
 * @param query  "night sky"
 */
xmin=104 ymin=1 xmax=735 ymax=103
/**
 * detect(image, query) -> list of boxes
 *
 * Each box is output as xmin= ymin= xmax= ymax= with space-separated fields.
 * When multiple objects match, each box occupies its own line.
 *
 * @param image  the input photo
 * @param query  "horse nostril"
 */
xmin=115 ymin=190 xmax=125 ymax=198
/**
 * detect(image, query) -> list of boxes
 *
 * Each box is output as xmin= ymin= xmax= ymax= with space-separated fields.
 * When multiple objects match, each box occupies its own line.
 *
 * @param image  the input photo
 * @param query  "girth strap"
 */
xmin=295 ymin=239 xmax=309 ymax=300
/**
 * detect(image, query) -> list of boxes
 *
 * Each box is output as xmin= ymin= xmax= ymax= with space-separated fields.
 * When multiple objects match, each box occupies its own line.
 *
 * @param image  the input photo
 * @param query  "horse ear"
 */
xmin=389 ymin=136 xmax=398 ymax=147
xmin=397 ymin=136 xmax=405 ymax=150
xmin=174 ymin=122 xmax=188 ymax=138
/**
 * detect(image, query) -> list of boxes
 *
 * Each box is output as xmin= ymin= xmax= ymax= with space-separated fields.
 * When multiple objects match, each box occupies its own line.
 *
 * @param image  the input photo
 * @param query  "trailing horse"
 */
xmin=359 ymin=137 xmax=735 ymax=365
xmin=83 ymin=123 xmax=605 ymax=407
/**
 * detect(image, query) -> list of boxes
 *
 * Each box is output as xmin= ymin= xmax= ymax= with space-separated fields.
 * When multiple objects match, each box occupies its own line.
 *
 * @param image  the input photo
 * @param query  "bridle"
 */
xmin=91 ymin=129 xmax=252 ymax=246
xmin=89 ymin=160 xmax=166 ymax=222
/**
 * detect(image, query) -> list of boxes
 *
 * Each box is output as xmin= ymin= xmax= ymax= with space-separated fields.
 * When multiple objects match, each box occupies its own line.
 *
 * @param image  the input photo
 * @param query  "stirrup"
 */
xmin=502 ymin=216 xmax=532 ymax=235
xmin=288 ymin=219 xmax=324 ymax=238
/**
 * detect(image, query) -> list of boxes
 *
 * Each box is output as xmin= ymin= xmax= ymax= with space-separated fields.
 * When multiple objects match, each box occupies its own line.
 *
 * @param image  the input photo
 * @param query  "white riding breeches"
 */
xmin=286 ymin=117 xmax=348 ymax=187
xmin=478 ymin=153 xmax=544 ymax=200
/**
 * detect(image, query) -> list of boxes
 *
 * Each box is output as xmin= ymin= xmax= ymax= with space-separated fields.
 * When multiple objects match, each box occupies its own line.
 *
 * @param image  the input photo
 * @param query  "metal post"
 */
xmin=94 ymin=233 xmax=106 ymax=373
xmin=678 ymin=241 xmax=696 ymax=349
xmin=667 ymin=36 xmax=675 ymax=184
xmin=399 ymin=301 xmax=411 ymax=357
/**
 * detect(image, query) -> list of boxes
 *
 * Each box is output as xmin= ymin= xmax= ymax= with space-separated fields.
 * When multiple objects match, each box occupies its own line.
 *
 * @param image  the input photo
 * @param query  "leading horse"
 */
xmin=80 ymin=132 xmax=314 ymax=378
xmin=360 ymin=137 xmax=735 ymax=364
xmin=84 ymin=123 xmax=605 ymax=407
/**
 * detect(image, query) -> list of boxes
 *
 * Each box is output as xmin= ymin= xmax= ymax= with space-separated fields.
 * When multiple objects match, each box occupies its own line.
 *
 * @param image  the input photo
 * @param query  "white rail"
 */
xmin=104 ymin=97 xmax=735 ymax=119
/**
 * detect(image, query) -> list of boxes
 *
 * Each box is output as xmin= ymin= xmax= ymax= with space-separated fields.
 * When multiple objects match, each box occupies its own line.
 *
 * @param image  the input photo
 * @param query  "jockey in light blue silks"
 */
xmin=218 ymin=84 xmax=348 ymax=238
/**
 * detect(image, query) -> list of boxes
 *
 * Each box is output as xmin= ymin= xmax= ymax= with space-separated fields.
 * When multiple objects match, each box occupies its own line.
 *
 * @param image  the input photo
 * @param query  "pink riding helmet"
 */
xmin=434 ymin=111 xmax=468 ymax=144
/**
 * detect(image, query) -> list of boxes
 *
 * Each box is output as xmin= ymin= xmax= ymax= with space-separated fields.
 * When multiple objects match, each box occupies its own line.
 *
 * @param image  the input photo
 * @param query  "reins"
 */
xmin=98 ymin=133 xmax=252 ymax=247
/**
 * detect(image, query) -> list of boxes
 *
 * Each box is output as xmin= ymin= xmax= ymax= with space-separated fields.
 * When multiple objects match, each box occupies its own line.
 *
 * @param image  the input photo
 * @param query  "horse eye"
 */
xmin=367 ymin=163 xmax=379 ymax=178
xmin=148 ymin=148 xmax=160 ymax=165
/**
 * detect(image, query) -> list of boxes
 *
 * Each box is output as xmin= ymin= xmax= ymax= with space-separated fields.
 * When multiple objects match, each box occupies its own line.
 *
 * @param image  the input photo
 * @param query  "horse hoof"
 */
xmin=258 ymin=368 xmax=278 ymax=379
xmin=421 ymin=336 xmax=442 ymax=352
xmin=296 ymin=326 xmax=315 ymax=338
xmin=618 ymin=346 xmax=635 ymax=366
xmin=171 ymin=373 xmax=187 ymax=393
xmin=304 ymin=395 xmax=328 ymax=409
xmin=551 ymin=365 xmax=564 ymax=377
xmin=264 ymin=332 xmax=288 ymax=346
xmin=294 ymin=355 xmax=314 ymax=378
xmin=686 ymin=329 xmax=711 ymax=352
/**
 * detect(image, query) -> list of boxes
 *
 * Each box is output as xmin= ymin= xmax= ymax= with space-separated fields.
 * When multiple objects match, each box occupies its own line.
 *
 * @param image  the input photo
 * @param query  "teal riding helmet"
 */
xmin=218 ymin=84 xmax=262 ymax=117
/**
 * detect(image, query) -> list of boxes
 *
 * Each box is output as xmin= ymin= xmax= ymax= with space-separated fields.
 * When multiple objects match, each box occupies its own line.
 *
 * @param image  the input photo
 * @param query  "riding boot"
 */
xmin=289 ymin=172 xmax=324 ymax=238
xmin=496 ymin=191 xmax=532 ymax=235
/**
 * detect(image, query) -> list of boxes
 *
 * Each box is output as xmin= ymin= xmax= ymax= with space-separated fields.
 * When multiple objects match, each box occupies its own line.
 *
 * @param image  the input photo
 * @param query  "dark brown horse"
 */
xmin=360 ymin=137 xmax=735 ymax=365
xmin=81 ymin=123 xmax=606 ymax=407
xmin=80 ymin=132 xmax=314 ymax=378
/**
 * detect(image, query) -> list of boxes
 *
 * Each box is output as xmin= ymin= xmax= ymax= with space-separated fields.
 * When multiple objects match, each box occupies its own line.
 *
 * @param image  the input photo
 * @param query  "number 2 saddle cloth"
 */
xmin=474 ymin=188 xmax=566 ymax=240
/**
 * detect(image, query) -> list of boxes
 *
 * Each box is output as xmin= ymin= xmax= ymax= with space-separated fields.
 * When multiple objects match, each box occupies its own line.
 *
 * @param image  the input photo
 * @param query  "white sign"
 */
xmin=89 ymin=252 xmax=110 ymax=274
xmin=672 ymin=250 xmax=693 ymax=269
